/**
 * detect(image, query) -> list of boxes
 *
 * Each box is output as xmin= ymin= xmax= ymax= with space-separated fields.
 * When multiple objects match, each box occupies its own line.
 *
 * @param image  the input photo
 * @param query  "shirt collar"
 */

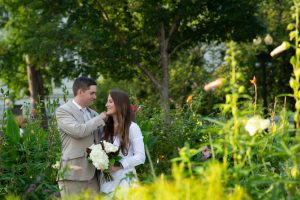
xmin=72 ymin=99 xmax=85 ymax=110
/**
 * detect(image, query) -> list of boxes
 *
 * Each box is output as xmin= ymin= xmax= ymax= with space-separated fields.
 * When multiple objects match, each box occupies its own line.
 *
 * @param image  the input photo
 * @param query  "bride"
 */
xmin=100 ymin=89 xmax=145 ymax=196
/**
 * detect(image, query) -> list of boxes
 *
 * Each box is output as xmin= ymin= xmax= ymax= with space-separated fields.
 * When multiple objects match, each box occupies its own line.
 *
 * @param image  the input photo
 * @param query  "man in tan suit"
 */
xmin=56 ymin=77 xmax=106 ymax=197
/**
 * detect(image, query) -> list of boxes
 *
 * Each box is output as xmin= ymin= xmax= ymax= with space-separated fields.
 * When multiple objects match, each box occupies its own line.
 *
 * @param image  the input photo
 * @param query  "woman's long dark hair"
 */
xmin=103 ymin=89 xmax=132 ymax=155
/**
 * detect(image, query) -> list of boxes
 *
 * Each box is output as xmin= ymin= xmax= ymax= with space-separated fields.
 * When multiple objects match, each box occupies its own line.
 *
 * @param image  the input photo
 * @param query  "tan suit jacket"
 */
xmin=56 ymin=99 xmax=105 ymax=181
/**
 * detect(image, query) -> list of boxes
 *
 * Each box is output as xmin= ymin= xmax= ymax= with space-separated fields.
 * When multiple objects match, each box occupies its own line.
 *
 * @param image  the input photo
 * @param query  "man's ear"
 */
xmin=76 ymin=89 xmax=83 ymax=96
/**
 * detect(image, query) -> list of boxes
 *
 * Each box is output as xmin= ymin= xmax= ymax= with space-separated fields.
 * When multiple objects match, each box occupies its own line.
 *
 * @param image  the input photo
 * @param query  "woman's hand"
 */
xmin=109 ymin=165 xmax=123 ymax=172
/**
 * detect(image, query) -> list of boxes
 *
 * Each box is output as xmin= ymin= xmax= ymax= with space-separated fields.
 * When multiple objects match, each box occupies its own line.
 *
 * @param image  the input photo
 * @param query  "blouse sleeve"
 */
xmin=119 ymin=123 xmax=146 ymax=169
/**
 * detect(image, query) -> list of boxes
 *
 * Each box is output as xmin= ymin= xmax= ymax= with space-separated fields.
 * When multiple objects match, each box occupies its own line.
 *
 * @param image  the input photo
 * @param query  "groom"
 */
xmin=56 ymin=77 xmax=106 ymax=197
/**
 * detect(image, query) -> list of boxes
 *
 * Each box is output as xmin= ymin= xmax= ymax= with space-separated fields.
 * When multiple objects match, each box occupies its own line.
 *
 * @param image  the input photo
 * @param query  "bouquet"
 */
xmin=87 ymin=140 xmax=121 ymax=182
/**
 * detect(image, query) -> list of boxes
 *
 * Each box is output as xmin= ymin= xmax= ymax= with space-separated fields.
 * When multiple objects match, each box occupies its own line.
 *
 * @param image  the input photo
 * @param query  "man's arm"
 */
xmin=56 ymin=107 xmax=106 ymax=139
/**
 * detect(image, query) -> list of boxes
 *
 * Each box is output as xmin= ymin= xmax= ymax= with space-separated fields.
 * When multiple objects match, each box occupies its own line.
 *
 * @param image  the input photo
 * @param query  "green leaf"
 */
xmin=276 ymin=93 xmax=294 ymax=98
xmin=280 ymin=141 xmax=292 ymax=156
xmin=287 ymin=23 xmax=295 ymax=31
xmin=290 ymin=56 xmax=296 ymax=66
xmin=289 ymin=31 xmax=297 ymax=41
xmin=202 ymin=117 xmax=225 ymax=126
xmin=4 ymin=109 xmax=20 ymax=145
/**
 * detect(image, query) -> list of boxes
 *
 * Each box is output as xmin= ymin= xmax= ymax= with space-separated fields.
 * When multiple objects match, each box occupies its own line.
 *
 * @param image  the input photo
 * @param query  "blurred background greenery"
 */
xmin=0 ymin=0 xmax=300 ymax=199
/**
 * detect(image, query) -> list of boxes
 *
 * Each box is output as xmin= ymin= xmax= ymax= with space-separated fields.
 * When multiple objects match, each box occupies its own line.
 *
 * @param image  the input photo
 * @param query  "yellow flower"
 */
xmin=291 ymin=165 xmax=299 ymax=179
xmin=250 ymin=76 xmax=256 ymax=85
xmin=186 ymin=95 xmax=193 ymax=104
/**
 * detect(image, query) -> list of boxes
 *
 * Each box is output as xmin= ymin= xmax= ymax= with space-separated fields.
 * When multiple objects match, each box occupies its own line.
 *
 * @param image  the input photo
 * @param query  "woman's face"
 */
xmin=105 ymin=94 xmax=117 ymax=116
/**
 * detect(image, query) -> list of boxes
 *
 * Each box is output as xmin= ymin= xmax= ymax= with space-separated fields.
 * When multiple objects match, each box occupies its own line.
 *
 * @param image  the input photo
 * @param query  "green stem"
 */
xmin=145 ymin=145 xmax=157 ymax=179
xmin=294 ymin=0 xmax=300 ymax=134
xmin=209 ymin=132 xmax=215 ymax=160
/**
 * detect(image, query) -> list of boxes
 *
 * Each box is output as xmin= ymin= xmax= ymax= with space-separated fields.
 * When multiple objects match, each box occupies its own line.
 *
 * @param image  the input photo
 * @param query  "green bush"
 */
xmin=0 ymin=108 xmax=61 ymax=199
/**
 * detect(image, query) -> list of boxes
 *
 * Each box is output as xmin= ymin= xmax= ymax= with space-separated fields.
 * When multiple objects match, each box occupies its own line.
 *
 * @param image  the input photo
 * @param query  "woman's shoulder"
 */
xmin=130 ymin=121 xmax=139 ymax=129
xmin=129 ymin=122 xmax=142 ymax=137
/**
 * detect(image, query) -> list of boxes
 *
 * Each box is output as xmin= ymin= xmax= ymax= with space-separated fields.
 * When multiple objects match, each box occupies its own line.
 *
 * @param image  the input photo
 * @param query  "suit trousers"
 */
xmin=58 ymin=172 xmax=99 ymax=198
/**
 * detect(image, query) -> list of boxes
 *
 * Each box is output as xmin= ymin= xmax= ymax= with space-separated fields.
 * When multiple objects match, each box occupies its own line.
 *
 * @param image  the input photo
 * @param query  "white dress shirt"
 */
xmin=72 ymin=99 xmax=91 ymax=122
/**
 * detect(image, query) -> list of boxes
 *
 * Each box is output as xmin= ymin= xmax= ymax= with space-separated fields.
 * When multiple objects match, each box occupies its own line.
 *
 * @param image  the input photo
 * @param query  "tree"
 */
xmin=0 ymin=0 xmax=265 ymax=122
xmin=73 ymin=0 xmax=265 ymax=121
xmin=0 ymin=0 xmax=78 ymax=121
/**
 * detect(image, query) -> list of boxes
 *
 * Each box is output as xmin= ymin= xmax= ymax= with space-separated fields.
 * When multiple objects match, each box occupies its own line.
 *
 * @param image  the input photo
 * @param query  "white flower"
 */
xmin=52 ymin=161 xmax=60 ymax=169
xmin=253 ymin=36 xmax=262 ymax=45
xmin=88 ymin=141 xmax=118 ymax=171
xmin=270 ymin=41 xmax=290 ymax=57
xmin=103 ymin=140 xmax=119 ymax=153
xmin=245 ymin=116 xmax=270 ymax=136
xmin=89 ymin=144 xmax=109 ymax=170
xmin=264 ymin=34 xmax=273 ymax=45
xmin=5 ymin=99 xmax=12 ymax=107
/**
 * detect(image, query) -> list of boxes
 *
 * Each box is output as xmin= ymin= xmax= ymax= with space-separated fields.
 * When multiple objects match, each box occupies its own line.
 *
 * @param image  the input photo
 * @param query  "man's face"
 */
xmin=78 ymin=85 xmax=97 ymax=107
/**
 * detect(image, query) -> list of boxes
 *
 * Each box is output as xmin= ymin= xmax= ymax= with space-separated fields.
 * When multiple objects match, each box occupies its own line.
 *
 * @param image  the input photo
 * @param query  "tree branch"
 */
xmin=94 ymin=0 xmax=127 ymax=44
xmin=137 ymin=63 xmax=161 ymax=90
xmin=168 ymin=14 xmax=180 ymax=39
xmin=169 ymin=39 xmax=191 ymax=57
xmin=95 ymin=0 xmax=110 ymax=22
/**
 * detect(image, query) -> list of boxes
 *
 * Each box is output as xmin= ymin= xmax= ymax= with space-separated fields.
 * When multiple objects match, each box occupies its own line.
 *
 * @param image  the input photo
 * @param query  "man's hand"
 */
xmin=99 ymin=112 xmax=108 ymax=121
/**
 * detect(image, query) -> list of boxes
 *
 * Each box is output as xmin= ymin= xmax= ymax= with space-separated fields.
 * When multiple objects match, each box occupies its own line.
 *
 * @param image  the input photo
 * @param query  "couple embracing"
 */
xmin=56 ymin=77 xmax=145 ymax=198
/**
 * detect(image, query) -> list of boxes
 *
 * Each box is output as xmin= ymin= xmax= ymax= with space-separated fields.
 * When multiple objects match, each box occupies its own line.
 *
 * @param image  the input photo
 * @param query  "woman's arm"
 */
xmin=119 ymin=123 xmax=146 ymax=170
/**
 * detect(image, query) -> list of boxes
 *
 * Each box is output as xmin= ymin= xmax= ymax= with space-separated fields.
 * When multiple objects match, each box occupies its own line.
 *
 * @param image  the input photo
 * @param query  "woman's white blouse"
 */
xmin=100 ymin=122 xmax=146 ymax=194
xmin=119 ymin=122 xmax=146 ymax=169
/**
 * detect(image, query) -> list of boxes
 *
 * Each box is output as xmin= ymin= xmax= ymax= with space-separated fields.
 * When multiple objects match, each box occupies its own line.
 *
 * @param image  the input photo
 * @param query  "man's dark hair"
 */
xmin=73 ymin=77 xmax=97 ymax=96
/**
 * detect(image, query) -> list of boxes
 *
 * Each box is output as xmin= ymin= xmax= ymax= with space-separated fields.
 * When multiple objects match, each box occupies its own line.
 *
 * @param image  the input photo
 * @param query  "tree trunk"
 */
xmin=137 ymin=24 xmax=172 ymax=123
xmin=159 ymin=23 xmax=170 ymax=122
xmin=136 ymin=21 xmax=180 ymax=123
xmin=25 ymin=55 xmax=48 ymax=128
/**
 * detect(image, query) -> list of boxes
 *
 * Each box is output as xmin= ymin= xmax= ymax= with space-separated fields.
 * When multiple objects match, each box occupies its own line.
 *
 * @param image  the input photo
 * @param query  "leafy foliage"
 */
xmin=1 ymin=1 xmax=300 ymax=199
xmin=0 ymin=106 xmax=61 ymax=199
